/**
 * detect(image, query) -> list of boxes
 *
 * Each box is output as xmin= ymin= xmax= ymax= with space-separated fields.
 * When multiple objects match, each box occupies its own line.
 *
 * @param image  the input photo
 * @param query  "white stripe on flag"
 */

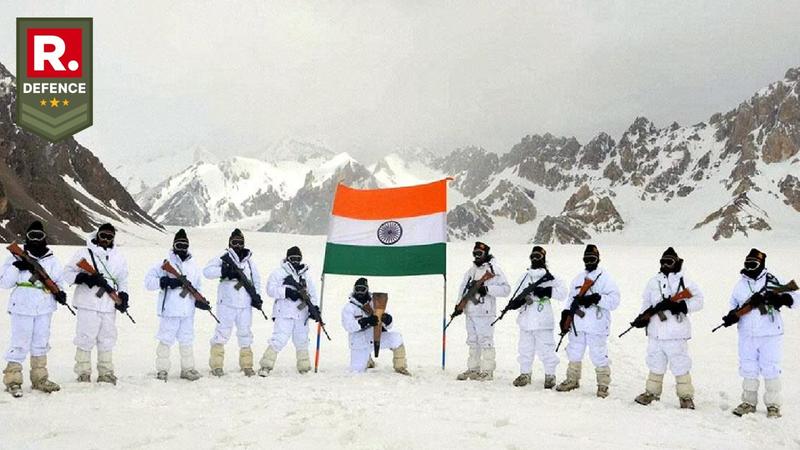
xmin=328 ymin=212 xmax=446 ymax=247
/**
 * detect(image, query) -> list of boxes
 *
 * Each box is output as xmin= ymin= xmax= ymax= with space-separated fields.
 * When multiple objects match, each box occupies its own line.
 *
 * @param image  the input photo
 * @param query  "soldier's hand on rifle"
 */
xmin=631 ymin=315 xmax=649 ymax=328
xmin=765 ymin=291 xmax=794 ymax=309
xmin=116 ymin=292 xmax=130 ymax=313
xmin=381 ymin=313 xmax=393 ymax=327
xmin=358 ymin=315 xmax=378 ymax=329
xmin=576 ymin=293 xmax=601 ymax=308
xmin=12 ymin=259 xmax=34 ymax=272
xmin=533 ymin=286 xmax=552 ymax=298
xmin=667 ymin=300 xmax=688 ymax=315
xmin=251 ymin=293 xmax=264 ymax=310
xmin=477 ymin=285 xmax=488 ymax=296
xmin=53 ymin=291 xmax=67 ymax=306
xmin=220 ymin=263 xmax=240 ymax=281
xmin=285 ymin=287 xmax=301 ymax=301
xmin=749 ymin=292 xmax=766 ymax=307
xmin=308 ymin=304 xmax=321 ymax=321
xmin=195 ymin=300 xmax=211 ymax=311
xmin=451 ymin=306 xmax=464 ymax=318
xmin=722 ymin=310 xmax=739 ymax=327
xmin=76 ymin=272 xmax=104 ymax=288
xmin=654 ymin=299 xmax=671 ymax=312
xmin=282 ymin=275 xmax=298 ymax=288
xmin=159 ymin=276 xmax=182 ymax=290
xmin=558 ymin=310 xmax=571 ymax=334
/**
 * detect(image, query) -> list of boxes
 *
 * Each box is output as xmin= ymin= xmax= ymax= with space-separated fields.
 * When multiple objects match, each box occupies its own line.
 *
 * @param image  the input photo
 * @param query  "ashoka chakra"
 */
xmin=377 ymin=221 xmax=403 ymax=245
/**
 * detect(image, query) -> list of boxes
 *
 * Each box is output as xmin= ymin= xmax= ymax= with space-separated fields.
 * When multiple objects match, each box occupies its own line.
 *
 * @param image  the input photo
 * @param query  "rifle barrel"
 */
xmin=711 ymin=323 xmax=724 ymax=333
xmin=618 ymin=326 xmax=634 ymax=338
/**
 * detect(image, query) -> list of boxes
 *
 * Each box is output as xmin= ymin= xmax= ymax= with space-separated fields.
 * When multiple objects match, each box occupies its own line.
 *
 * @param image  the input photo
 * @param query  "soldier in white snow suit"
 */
xmin=720 ymin=249 xmax=798 ymax=418
xmin=64 ymin=223 xmax=130 ymax=385
xmin=632 ymin=247 xmax=703 ymax=409
xmin=1 ymin=221 xmax=67 ymax=397
xmin=556 ymin=244 xmax=621 ymax=398
xmin=258 ymin=246 xmax=321 ymax=376
xmin=340 ymin=278 xmax=409 ymax=375
xmin=453 ymin=242 xmax=510 ymax=381
xmin=203 ymin=228 xmax=262 ymax=377
xmin=504 ymin=246 xmax=566 ymax=389
xmin=144 ymin=229 xmax=206 ymax=382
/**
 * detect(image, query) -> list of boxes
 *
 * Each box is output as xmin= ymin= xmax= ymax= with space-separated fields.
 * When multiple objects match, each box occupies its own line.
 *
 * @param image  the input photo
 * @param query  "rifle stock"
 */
xmin=556 ymin=277 xmax=598 ymax=350
xmin=450 ymin=271 xmax=494 ymax=322
xmin=76 ymin=258 xmax=135 ymax=323
xmin=493 ymin=272 xmax=554 ymax=326
xmin=7 ymin=242 xmax=75 ymax=316
xmin=712 ymin=279 xmax=798 ymax=332
xmin=161 ymin=260 xmax=219 ymax=323
xmin=286 ymin=276 xmax=331 ymax=341
xmin=221 ymin=254 xmax=268 ymax=320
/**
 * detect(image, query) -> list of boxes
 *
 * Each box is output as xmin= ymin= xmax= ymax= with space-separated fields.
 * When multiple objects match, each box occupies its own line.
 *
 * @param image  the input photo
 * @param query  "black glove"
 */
xmin=53 ymin=291 xmax=67 ymax=305
xmin=654 ymin=299 xmax=671 ymax=312
xmin=765 ymin=292 xmax=794 ymax=309
xmin=559 ymin=310 xmax=572 ymax=334
xmin=576 ymin=293 xmax=601 ymax=308
xmin=251 ymin=293 xmax=263 ymax=310
xmin=748 ymin=292 xmax=766 ymax=307
xmin=631 ymin=315 xmax=650 ymax=328
xmin=450 ymin=307 xmax=463 ymax=318
xmin=381 ymin=313 xmax=393 ymax=327
xmin=308 ymin=304 xmax=322 ymax=321
xmin=195 ymin=300 xmax=211 ymax=311
xmin=668 ymin=300 xmax=688 ymax=315
xmin=115 ymin=291 xmax=129 ymax=313
xmin=285 ymin=287 xmax=301 ymax=301
xmin=76 ymin=272 xmax=104 ymax=289
xmin=477 ymin=285 xmax=488 ymax=296
xmin=722 ymin=310 xmax=739 ymax=327
xmin=220 ymin=263 xmax=240 ymax=281
xmin=12 ymin=260 xmax=34 ymax=272
xmin=507 ymin=295 xmax=527 ymax=311
xmin=159 ymin=276 xmax=182 ymax=290
xmin=283 ymin=275 xmax=298 ymax=288
xmin=358 ymin=315 xmax=378 ymax=329
xmin=532 ymin=286 xmax=552 ymax=298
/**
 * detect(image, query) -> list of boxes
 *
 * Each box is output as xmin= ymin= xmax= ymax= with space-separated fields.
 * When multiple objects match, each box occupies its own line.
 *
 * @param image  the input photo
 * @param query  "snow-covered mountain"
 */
xmin=0 ymin=61 xmax=164 ymax=244
xmin=136 ymin=66 xmax=800 ymax=244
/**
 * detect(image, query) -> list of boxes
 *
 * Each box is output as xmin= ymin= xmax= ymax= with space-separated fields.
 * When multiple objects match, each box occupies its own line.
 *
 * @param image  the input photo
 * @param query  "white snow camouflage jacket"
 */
xmin=341 ymin=295 xmax=395 ymax=350
xmin=64 ymin=237 xmax=129 ymax=313
xmin=640 ymin=271 xmax=703 ymax=340
xmin=511 ymin=268 xmax=567 ymax=331
xmin=728 ymin=269 xmax=798 ymax=338
xmin=203 ymin=248 xmax=261 ymax=309
xmin=266 ymin=260 xmax=319 ymax=321
xmin=456 ymin=258 xmax=511 ymax=317
xmin=0 ymin=251 xmax=65 ymax=316
xmin=562 ymin=268 xmax=621 ymax=336
xmin=144 ymin=251 xmax=202 ymax=318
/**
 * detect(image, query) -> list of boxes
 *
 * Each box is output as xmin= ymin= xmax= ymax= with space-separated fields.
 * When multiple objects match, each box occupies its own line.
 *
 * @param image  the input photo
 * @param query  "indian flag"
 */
xmin=323 ymin=179 xmax=448 ymax=276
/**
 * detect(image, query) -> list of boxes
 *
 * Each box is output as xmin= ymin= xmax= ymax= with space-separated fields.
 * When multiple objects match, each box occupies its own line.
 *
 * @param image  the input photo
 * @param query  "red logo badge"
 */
xmin=26 ymin=28 xmax=83 ymax=78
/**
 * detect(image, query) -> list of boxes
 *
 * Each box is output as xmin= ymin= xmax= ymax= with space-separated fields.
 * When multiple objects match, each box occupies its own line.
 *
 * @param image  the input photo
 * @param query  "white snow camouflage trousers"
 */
xmin=566 ymin=330 xmax=610 ymax=368
xmin=5 ymin=313 xmax=52 ymax=363
xmin=739 ymin=334 xmax=782 ymax=379
xmin=349 ymin=331 xmax=403 ymax=373
xmin=210 ymin=304 xmax=253 ymax=348
xmin=646 ymin=338 xmax=691 ymax=376
xmin=74 ymin=308 xmax=117 ymax=352
xmin=157 ymin=315 xmax=195 ymax=346
xmin=517 ymin=329 xmax=559 ymax=375
xmin=269 ymin=317 xmax=309 ymax=352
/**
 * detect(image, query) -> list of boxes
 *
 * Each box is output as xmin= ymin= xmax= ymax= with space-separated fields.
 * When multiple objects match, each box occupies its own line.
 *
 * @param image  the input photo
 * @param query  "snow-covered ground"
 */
xmin=1 ymin=229 xmax=799 ymax=449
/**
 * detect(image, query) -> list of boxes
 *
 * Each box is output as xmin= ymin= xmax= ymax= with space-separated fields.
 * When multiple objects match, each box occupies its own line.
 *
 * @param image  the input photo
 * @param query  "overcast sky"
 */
xmin=3 ymin=1 xmax=800 ymax=166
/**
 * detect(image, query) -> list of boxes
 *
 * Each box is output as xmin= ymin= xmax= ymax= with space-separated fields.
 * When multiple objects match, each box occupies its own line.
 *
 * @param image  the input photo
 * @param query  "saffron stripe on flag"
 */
xmin=330 ymin=179 xmax=448 ymax=220
xmin=322 ymin=242 xmax=446 ymax=276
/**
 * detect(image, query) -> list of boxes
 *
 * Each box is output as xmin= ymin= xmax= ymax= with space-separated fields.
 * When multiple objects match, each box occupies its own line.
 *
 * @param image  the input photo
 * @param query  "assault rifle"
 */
xmin=711 ymin=279 xmax=798 ymax=333
xmin=220 ymin=254 xmax=268 ymax=321
xmin=492 ymin=272 xmax=554 ymax=326
xmin=161 ymin=260 xmax=219 ymax=323
xmin=618 ymin=289 xmax=693 ymax=338
xmin=444 ymin=271 xmax=495 ymax=330
xmin=77 ymin=258 xmax=135 ymax=323
xmin=284 ymin=276 xmax=331 ymax=341
xmin=555 ymin=277 xmax=596 ymax=351
xmin=7 ymin=242 xmax=75 ymax=315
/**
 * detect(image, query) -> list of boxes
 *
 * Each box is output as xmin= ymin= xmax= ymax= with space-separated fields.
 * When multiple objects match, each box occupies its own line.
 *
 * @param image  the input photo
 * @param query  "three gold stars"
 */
xmin=40 ymin=98 xmax=70 ymax=108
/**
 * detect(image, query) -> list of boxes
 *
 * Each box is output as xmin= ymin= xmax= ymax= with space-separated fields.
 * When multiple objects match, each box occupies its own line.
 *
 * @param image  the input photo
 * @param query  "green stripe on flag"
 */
xmin=323 ymin=242 xmax=446 ymax=276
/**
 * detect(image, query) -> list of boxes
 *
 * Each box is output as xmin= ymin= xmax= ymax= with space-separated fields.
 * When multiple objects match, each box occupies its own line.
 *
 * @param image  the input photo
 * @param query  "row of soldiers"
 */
xmin=1 ymin=222 xmax=796 ymax=419
xmin=450 ymin=241 xmax=796 ymax=418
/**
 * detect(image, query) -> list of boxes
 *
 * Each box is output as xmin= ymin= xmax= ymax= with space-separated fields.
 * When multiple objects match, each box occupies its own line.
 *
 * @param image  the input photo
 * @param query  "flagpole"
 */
xmin=314 ymin=274 xmax=326 ymax=373
xmin=442 ymin=274 xmax=447 ymax=370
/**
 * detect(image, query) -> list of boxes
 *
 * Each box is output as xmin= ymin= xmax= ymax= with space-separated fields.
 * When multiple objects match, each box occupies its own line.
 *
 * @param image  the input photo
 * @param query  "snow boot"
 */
xmin=97 ymin=352 xmax=117 ymax=385
xmin=156 ymin=371 xmax=168 ymax=381
xmin=733 ymin=402 xmax=757 ymax=416
xmin=544 ymin=374 xmax=556 ymax=390
xmin=456 ymin=369 xmax=478 ymax=381
xmin=367 ymin=356 xmax=376 ymax=369
xmin=513 ymin=373 xmax=531 ymax=387
xmin=765 ymin=378 xmax=782 ymax=418
xmin=156 ymin=342 xmax=171 ymax=375
xmin=596 ymin=366 xmax=611 ymax=398
xmin=297 ymin=350 xmax=311 ymax=374
xmin=457 ymin=346 xmax=481 ymax=380
xmin=733 ymin=378 xmax=759 ymax=416
xmin=477 ymin=348 xmax=495 ymax=381
xmin=239 ymin=347 xmax=255 ymax=377
xmin=3 ymin=362 xmax=23 ymax=398
xmin=258 ymin=346 xmax=278 ymax=377
xmin=179 ymin=345 xmax=200 ymax=381
xmin=74 ymin=348 xmax=92 ymax=381
xmin=556 ymin=361 xmax=581 ymax=392
xmin=635 ymin=372 xmax=663 ymax=406
xmin=392 ymin=345 xmax=411 ymax=376
xmin=476 ymin=371 xmax=493 ymax=381
xmin=676 ymin=374 xmax=695 ymax=409
xmin=209 ymin=344 xmax=225 ymax=377
xmin=30 ymin=356 xmax=60 ymax=393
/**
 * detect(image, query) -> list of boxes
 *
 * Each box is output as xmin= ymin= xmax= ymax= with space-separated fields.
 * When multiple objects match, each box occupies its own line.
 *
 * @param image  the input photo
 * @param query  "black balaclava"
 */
xmin=659 ymin=247 xmax=682 ymax=275
xmin=473 ymin=241 xmax=491 ymax=266
xmin=741 ymin=248 xmax=766 ymax=280
xmin=24 ymin=220 xmax=49 ymax=258
xmin=95 ymin=223 xmax=116 ymax=250
xmin=353 ymin=277 xmax=370 ymax=304
xmin=173 ymin=228 xmax=190 ymax=261
xmin=530 ymin=245 xmax=547 ymax=270
xmin=583 ymin=244 xmax=600 ymax=272
xmin=286 ymin=246 xmax=304 ymax=271
xmin=229 ymin=228 xmax=248 ymax=259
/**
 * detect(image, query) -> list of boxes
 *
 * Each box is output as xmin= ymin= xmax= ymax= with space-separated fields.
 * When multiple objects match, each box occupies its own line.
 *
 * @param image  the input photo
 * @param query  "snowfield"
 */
xmin=1 ymin=228 xmax=799 ymax=449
